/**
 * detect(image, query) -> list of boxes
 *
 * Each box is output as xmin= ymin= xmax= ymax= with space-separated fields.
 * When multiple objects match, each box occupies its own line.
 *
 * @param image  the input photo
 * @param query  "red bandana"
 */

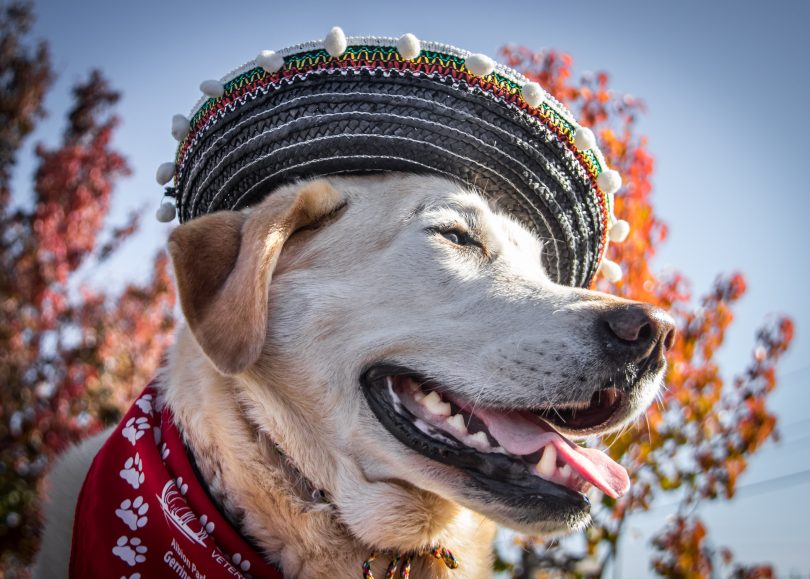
xmin=70 ymin=385 xmax=284 ymax=579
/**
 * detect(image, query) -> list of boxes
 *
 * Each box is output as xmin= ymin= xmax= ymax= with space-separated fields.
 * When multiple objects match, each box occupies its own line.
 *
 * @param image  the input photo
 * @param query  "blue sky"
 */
xmin=19 ymin=0 xmax=810 ymax=575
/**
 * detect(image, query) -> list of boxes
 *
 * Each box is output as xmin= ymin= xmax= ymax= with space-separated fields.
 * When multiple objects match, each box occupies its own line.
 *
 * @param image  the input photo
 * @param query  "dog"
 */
xmin=34 ymin=173 xmax=674 ymax=578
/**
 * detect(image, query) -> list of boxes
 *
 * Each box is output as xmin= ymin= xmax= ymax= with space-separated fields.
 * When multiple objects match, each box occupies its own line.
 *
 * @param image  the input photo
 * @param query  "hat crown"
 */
xmin=159 ymin=29 xmax=627 ymax=287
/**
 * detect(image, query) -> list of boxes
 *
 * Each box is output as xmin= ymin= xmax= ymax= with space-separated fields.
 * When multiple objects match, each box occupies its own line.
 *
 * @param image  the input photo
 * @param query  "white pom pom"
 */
xmin=155 ymin=202 xmax=177 ymax=223
xmin=574 ymin=127 xmax=596 ymax=150
xmin=155 ymin=162 xmax=175 ymax=185
xmin=609 ymin=219 xmax=630 ymax=242
xmin=597 ymin=169 xmax=622 ymax=195
xmin=397 ymin=33 xmax=421 ymax=60
xmin=255 ymin=50 xmax=284 ymax=73
xmin=324 ymin=26 xmax=347 ymax=57
xmin=199 ymin=80 xmax=225 ymax=98
xmin=599 ymin=258 xmax=622 ymax=282
xmin=465 ymin=53 xmax=495 ymax=77
xmin=522 ymin=82 xmax=545 ymax=108
xmin=171 ymin=114 xmax=190 ymax=141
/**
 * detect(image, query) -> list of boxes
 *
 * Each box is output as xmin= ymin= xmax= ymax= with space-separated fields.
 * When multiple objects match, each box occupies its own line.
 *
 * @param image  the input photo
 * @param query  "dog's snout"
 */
xmin=602 ymin=304 xmax=676 ymax=361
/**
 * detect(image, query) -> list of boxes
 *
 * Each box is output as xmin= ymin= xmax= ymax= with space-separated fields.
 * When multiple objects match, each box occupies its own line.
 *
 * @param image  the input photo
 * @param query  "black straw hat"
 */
xmin=155 ymin=28 xmax=630 ymax=288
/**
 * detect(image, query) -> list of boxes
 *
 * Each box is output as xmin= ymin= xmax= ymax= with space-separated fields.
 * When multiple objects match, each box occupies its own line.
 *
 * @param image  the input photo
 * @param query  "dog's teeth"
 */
xmin=412 ymin=390 xmax=426 ymax=402
xmin=557 ymin=463 xmax=573 ymax=485
xmin=537 ymin=445 xmax=557 ymax=479
xmin=423 ymin=391 xmax=440 ymax=403
xmin=467 ymin=431 xmax=490 ymax=449
xmin=446 ymin=413 xmax=466 ymax=432
xmin=422 ymin=391 xmax=451 ymax=416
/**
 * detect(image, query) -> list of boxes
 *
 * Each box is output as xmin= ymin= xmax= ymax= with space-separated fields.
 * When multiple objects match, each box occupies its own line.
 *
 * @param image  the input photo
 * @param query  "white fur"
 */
xmin=396 ymin=33 xmax=421 ymax=60
xmin=36 ymin=174 xmax=665 ymax=578
xmin=33 ymin=430 xmax=111 ymax=578
xmin=324 ymin=26 xmax=347 ymax=58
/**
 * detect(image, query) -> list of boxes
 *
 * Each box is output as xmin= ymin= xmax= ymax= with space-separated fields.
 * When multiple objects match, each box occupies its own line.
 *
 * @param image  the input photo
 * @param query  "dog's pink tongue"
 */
xmin=474 ymin=407 xmax=630 ymax=498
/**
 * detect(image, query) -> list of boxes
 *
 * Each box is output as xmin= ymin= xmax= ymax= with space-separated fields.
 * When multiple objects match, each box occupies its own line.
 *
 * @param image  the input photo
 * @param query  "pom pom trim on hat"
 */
xmin=156 ymin=162 xmax=175 ymax=186
xmin=166 ymin=32 xmax=634 ymax=286
xmin=200 ymin=80 xmax=225 ymax=98
xmin=184 ymin=35 xmax=584 ymax=129
xmin=396 ymin=33 xmax=421 ymax=60
xmin=324 ymin=26 xmax=347 ymax=57
xmin=171 ymin=114 xmax=190 ymax=141
xmin=574 ymin=127 xmax=596 ymax=151
xmin=597 ymin=169 xmax=622 ymax=195
xmin=599 ymin=258 xmax=622 ymax=282
xmin=255 ymin=50 xmax=284 ymax=73
xmin=521 ymin=82 xmax=545 ymax=108
xmin=609 ymin=219 xmax=630 ymax=242
xmin=155 ymin=201 xmax=177 ymax=223
xmin=464 ymin=53 xmax=495 ymax=77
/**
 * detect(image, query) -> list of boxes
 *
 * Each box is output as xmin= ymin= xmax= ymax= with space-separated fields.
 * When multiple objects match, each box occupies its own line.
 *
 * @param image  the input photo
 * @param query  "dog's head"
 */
xmin=168 ymin=174 xmax=674 ymax=548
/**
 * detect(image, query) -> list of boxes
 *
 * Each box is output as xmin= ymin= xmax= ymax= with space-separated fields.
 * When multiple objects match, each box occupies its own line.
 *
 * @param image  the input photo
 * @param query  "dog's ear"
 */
xmin=168 ymin=180 xmax=344 ymax=375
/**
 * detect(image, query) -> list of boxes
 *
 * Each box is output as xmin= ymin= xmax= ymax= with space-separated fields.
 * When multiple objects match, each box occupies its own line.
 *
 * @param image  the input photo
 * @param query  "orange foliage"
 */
xmin=499 ymin=45 xmax=794 ymax=577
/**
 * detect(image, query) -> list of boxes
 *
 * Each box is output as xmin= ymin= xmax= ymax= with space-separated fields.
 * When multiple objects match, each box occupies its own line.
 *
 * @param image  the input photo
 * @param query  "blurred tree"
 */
xmin=0 ymin=3 xmax=175 ymax=575
xmin=0 ymin=3 xmax=795 ymax=576
xmin=497 ymin=46 xmax=794 ymax=578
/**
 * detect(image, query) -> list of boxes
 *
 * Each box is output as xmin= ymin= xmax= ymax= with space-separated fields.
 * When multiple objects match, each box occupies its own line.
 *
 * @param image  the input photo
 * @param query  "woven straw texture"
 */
xmin=175 ymin=49 xmax=607 ymax=287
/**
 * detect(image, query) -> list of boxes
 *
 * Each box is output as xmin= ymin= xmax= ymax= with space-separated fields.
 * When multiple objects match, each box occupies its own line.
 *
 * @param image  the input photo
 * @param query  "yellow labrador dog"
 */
xmin=35 ymin=174 xmax=674 ymax=578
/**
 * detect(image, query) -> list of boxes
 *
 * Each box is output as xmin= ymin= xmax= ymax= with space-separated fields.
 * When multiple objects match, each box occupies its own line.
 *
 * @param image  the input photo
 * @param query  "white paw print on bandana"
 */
xmin=231 ymin=552 xmax=251 ymax=572
xmin=153 ymin=426 xmax=161 ymax=445
xmin=175 ymin=476 xmax=188 ymax=495
xmin=112 ymin=535 xmax=147 ymax=566
xmin=116 ymin=496 xmax=149 ymax=531
xmin=135 ymin=394 xmax=153 ymax=415
xmin=199 ymin=514 xmax=215 ymax=534
xmin=122 ymin=417 xmax=150 ymax=445
xmin=160 ymin=442 xmax=170 ymax=460
xmin=120 ymin=453 xmax=145 ymax=489
xmin=120 ymin=574 xmax=141 ymax=579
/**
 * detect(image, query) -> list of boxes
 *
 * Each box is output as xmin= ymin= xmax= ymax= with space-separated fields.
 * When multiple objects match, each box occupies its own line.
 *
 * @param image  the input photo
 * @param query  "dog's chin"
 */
xmin=360 ymin=364 xmax=650 ymax=534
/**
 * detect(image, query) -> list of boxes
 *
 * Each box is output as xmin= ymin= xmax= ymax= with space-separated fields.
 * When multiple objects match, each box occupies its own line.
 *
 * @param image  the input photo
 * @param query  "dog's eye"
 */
xmin=440 ymin=229 xmax=472 ymax=246
xmin=442 ymin=230 xmax=463 ymax=244
xmin=428 ymin=226 xmax=483 ymax=252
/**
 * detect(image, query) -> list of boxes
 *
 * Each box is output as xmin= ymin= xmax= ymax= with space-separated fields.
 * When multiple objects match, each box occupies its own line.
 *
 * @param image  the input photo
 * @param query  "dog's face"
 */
xmin=169 ymin=174 xmax=674 ymax=544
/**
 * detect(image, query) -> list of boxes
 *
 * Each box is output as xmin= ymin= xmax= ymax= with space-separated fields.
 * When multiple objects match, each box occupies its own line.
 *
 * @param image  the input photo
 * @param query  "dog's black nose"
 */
xmin=601 ymin=304 xmax=676 ymax=362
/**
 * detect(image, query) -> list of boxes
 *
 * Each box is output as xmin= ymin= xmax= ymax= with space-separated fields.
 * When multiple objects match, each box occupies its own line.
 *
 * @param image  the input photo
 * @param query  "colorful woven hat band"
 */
xmin=155 ymin=27 xmax=630 ymax=288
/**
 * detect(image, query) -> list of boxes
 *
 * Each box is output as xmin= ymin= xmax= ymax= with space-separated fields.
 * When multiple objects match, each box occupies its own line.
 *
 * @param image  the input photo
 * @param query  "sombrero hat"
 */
xmin=155 ymin=27 xmax=630 ymax=287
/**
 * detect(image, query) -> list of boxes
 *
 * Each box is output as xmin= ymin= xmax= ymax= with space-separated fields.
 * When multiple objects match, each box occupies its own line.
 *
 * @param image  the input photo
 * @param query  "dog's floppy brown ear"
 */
xmin=168 ymin=180 xmax=344 ymax=375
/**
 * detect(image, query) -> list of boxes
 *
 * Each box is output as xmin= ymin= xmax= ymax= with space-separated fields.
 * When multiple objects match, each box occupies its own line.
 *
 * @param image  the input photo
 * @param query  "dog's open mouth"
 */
xmin=361 ymin=365 xmax=630 ymax=515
